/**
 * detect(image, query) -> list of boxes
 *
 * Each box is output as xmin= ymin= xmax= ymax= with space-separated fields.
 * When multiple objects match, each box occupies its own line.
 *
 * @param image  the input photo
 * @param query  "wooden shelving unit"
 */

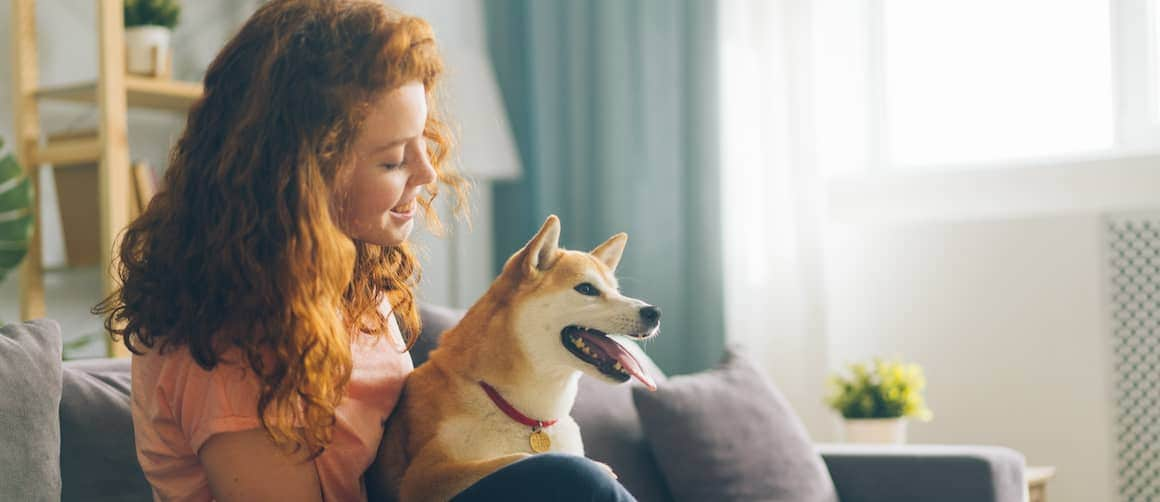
xmin=10 ymin=0 xmax=203 ymax=357
xmin=37 ymin=76 xmax=202 ymax=113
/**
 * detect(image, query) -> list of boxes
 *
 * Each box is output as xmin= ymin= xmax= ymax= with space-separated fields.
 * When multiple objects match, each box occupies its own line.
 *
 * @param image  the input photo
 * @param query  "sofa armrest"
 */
xmin=817 ymin=443 xmax=1026 ymax=502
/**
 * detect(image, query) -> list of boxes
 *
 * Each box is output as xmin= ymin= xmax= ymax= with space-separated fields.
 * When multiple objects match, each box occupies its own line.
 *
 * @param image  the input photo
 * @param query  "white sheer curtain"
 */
xmin=719 ymin=0 xmax=833 ymax=439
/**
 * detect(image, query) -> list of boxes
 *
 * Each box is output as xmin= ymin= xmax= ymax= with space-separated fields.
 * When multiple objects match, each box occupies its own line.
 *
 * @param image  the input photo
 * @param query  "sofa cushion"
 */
xmin=59 ymin=358 xmax=151 ymax=501
xmin=413 ymin=304 xmax=466 ymax=366
xmin=633 ymin=348 xmax=839 ymax=502
xmin=0 ymin=320 xmax=64 ymax=502
xmin=818 ymin=443 xmax=1027 ymax=502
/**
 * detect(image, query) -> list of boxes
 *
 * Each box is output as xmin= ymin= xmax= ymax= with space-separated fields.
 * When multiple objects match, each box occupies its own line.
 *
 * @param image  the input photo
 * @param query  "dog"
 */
xmin=367 ymin=215 xmax=661 ymax=502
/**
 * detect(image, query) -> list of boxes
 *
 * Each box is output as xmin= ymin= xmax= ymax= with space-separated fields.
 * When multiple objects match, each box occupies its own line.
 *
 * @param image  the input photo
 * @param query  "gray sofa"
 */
xmin=1 ymin=304 xmax=1026 ymax=501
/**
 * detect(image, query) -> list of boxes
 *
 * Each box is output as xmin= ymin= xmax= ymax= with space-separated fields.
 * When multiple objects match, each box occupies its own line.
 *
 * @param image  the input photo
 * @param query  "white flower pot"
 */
xmin=842 ymin=418 xmax=908 ymax=444
xmin=125 ymin=26 xmax=172 ymax=77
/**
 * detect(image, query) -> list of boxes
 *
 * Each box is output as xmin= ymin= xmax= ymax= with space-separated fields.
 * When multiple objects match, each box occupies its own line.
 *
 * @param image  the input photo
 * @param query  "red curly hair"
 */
xmin=94 ymin=0 xmax=467 ymax=458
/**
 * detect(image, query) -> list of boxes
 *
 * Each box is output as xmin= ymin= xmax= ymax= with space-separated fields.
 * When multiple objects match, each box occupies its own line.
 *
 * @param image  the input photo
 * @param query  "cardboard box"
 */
xmin=52 ymin=162 xmax=102 ymax=267
xmin=49 ymin=131 xmax=156 ymax=267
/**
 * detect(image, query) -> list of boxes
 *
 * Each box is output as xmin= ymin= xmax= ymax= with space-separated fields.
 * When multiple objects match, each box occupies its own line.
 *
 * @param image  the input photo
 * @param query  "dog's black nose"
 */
xmin=640 ymin=306 xmax=661 ymax=325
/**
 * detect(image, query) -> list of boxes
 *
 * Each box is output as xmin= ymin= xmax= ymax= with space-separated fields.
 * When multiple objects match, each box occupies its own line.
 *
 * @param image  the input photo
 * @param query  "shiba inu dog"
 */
xmin=368 ymin=215 xmax=661 ymax=502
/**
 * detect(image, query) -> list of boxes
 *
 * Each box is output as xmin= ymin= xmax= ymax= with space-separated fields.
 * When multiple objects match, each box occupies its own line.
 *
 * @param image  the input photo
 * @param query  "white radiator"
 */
xmin=1105 ymin=216 xmax=1160 ymax=501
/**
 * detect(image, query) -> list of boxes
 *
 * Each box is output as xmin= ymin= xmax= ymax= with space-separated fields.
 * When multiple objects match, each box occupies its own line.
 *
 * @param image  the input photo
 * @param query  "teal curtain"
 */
xmin=484 ymin=0 xmax=724 ymax=375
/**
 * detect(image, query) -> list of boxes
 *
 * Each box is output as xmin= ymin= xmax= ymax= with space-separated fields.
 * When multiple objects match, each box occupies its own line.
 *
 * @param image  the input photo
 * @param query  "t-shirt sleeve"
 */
xmin=163 ymin=351 xmax=265 ymax=455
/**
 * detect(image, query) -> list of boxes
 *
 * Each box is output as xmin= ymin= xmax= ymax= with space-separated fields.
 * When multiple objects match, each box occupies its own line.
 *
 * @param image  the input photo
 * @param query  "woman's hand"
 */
xmin=592 ymin=461 xmax=618 ymax=480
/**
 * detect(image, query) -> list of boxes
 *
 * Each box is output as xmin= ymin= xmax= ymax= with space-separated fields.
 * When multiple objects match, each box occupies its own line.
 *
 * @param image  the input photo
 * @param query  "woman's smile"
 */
xmin=390 ymin=199 xmax=417 ymax=221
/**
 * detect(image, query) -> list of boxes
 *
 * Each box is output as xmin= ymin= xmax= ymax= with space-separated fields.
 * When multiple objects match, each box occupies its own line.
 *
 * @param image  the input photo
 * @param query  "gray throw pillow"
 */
xmin=0 ymin=320 xmax=64 ymax=502
xmin=632 ymin=348 xmax=839 ymax=502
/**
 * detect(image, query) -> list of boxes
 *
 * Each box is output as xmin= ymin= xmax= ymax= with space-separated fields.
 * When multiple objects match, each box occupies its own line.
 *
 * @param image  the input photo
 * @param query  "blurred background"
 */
xmin=3 ymin=1 xmax=1160 ymax=501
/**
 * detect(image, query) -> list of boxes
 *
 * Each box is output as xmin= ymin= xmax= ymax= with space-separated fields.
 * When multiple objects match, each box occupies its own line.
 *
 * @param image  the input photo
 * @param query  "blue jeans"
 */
xmin=452 ymin=453 xmax=637 ymax=502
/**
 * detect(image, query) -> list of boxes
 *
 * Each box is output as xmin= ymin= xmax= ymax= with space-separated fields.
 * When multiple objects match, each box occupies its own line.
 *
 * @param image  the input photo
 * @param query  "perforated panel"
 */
xmin=1106 ymin=217 xmax=1160 ymax=501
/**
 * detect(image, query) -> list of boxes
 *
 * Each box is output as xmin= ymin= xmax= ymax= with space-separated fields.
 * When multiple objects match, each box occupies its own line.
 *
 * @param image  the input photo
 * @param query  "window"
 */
xmin=882 ymin=0 xmax=1114 ymax=167
xmin=1153 ymin=0 xmax=1160 ymax=119
xmin=813 ymin=0 xmax=1160 ymax=174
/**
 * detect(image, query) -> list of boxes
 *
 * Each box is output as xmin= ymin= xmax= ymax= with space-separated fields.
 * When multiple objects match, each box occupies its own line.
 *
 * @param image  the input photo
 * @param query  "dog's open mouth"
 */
xmin=561 ymin=327 xmax=657 ymax=390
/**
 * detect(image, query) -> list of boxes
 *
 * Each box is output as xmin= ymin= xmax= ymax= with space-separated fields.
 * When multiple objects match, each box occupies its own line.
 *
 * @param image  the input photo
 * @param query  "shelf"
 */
xmin=36 ymin=76 xmax=202 ymax=112
xmin=32 ymin=135 xmax=101 ymax=166
xmin=14 ymin=0 xmax=173 ymax=357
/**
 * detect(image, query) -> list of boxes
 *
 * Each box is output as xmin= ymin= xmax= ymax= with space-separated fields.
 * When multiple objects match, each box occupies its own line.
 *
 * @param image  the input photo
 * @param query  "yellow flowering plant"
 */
xmin=825 ymin=358 xmax=933 ymax=421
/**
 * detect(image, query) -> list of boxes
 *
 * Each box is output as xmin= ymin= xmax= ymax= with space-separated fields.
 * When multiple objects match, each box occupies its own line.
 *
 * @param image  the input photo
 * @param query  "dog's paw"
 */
xmin=593 ymin=461 xmax=618 ymax=480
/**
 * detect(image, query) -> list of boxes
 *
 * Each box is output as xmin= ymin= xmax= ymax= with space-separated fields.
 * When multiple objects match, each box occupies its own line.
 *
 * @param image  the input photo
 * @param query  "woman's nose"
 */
xmin=411 ymin=145 xmax=437 ymax=186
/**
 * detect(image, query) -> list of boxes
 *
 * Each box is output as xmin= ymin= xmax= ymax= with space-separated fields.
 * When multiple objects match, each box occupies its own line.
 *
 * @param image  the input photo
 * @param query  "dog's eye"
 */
xmin=574 ymin=283 xmax=600 ymax=296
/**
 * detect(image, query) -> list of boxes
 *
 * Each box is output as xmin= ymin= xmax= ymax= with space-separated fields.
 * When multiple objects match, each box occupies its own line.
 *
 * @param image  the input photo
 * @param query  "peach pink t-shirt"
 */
xmin=130 ymin=327 xmax=413 ymax=502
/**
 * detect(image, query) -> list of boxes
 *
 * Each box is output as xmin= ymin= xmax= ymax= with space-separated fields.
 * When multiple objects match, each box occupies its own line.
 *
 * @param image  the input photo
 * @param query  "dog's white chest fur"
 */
xmin=437 ymin=413 xmax=584 ymax=462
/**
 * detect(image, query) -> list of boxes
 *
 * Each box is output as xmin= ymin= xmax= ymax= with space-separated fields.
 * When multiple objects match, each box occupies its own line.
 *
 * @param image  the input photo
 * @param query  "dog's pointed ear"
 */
xmin=591 ymin=232 xmax=627 ymax=272
xmin=523 ymin=215 xmax=562 ymax=273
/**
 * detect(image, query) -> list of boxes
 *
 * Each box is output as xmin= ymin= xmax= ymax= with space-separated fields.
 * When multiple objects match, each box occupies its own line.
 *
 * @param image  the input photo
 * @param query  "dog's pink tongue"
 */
xmin=583 ymin=333 xmax=657 ymax=391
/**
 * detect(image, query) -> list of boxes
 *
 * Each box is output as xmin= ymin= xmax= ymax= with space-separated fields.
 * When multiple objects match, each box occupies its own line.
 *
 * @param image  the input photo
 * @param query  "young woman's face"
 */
xmin=336 ymin=81 xmax=437 ymax=246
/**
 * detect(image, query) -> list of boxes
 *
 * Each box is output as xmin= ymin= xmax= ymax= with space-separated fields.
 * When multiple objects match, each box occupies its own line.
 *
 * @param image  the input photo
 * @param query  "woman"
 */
xmin=94 ymin=1 xmax=635 ymax=500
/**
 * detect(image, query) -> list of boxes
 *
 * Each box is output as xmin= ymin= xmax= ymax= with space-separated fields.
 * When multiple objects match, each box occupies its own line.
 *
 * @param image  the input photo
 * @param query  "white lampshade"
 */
xmin=437 ymin=47 xmax=523 ymax=180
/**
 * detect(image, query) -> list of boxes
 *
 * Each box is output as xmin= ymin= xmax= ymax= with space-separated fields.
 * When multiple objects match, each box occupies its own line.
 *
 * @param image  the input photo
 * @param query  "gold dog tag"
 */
xmin=529 ymin=430 xmax=551 ymax=453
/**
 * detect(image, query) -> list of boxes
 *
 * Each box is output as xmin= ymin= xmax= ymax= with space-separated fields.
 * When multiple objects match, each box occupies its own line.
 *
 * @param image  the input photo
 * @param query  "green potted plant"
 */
xmin=0 ymin=137 xmax=101 ymax=357
xmin=123 ymin=0 xmax=181 ymax=77
xmin=825 ymin=357 xmax=933 ymax=444
xmin=0 ymin=137 xmax=33 ymax=290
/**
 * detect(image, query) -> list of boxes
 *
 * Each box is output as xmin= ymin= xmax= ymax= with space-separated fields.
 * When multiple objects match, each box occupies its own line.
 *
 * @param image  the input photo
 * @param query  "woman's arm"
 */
xmin=199 ymin=428 xmax=324 ymax=502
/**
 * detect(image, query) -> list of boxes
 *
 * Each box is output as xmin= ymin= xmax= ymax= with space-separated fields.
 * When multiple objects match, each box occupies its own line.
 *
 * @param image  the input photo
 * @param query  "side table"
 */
xmin=1027 ymin=466 xmax=1056 ymax=502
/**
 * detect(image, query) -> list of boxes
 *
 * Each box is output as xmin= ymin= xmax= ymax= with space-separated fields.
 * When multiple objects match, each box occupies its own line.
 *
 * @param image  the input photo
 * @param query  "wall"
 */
xmin=824 ymin=214 xmax=1117 ymax=502
xmin=0 ymin=0 xmax=252 ymax=269
xmin=0 ymin=0 xmax=250 ymax=340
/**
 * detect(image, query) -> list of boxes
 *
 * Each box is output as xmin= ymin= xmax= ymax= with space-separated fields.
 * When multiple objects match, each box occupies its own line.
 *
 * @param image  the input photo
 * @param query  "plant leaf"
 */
xmin=0 ymin=177 xmax=31 ymax=214
xmin=123 ymin=0 xmax=181 ymax=29
xmin=0 ymin=248 xmax=28 ymax=285
xmin=0 ymin=246 xmax=27 ymax=266
xmin=0 ymin=152 xmax=23 ymax=179
xmin=0 ymin=208 xmax=32 ymax=224
xmin=0 ymin=140 xmax=30 ymax=284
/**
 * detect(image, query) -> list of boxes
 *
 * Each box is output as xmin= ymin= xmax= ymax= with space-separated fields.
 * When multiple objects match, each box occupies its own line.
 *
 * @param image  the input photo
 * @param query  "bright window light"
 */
xmin=883 ymin=0 xmax=1115 ymax=167
xmin=1153 ymin=0 xmax=1160 ymax=120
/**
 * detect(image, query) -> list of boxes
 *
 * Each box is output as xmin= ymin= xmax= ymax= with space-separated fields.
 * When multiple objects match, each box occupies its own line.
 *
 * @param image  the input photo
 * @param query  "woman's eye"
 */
xmin=380 ymin=161 xmax=404 ymax=170
xmin=574 ymin=283 xmax=600 ymax=296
